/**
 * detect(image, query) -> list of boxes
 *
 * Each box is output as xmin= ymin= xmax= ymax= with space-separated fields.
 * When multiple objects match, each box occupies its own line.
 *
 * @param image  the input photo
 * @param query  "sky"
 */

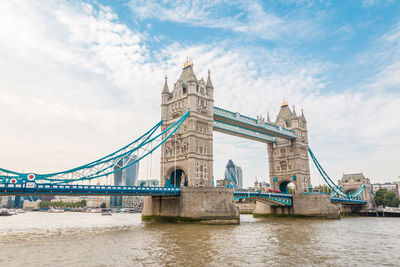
xmin=0 ymin=0 xmax=399 ymax=187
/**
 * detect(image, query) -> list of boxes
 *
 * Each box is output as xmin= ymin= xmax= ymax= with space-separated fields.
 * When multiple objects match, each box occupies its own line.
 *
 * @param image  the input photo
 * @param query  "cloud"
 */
xmin=363 ymin=22 xmax=400 ymax=92
xmin=362 ymin=0 xmax=395 ymax=8
xmin=0 ymin=0 xmax=159 ymax=176
xmin=128 ymin=0 xmax=320 ymax=42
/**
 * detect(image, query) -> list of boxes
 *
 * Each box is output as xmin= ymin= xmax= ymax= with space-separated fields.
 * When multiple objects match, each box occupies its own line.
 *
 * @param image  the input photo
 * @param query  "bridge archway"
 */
xmin=279 ymin=181 xmax=295 ymax=194
xmin=344 ymin=188 xmax=357 ymax=194
xmin=165 ymin=167 xmax=187 ymax=188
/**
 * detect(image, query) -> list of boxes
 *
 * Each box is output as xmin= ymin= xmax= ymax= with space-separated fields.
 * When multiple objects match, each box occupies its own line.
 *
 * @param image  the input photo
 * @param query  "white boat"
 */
xmin=8 ymin=209 xmax=17 ymax=215
xmin=86 ymin=208 xmax=101 ymax=213
xmin=48 ymin=208 xmax=64 ymax=213
xmin=16 ymin=209 xmax=26 ymax=214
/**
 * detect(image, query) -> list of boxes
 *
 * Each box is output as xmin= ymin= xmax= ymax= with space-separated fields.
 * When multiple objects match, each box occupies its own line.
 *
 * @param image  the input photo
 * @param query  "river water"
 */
xmin=0 ymin=212 xmax=399 ymax=266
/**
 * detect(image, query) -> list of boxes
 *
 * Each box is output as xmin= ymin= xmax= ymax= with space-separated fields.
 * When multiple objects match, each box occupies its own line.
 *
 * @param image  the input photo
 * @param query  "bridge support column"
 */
xmin=293 ymin=195 xmax=340 ymax=219
xmin=253 ymin=195 xmax=340 ymax=218
xmin=253 ymin=201 xmax=293 ymax=216
xmin=340 ymin=204 xmax=364 ymax=215
xmin=142 ymin=187 xmax=240 ymax=224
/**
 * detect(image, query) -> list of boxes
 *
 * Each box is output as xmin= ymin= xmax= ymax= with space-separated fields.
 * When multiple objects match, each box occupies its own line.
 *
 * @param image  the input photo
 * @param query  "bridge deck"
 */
xmin=234 ymin=190 xmax=293 ymax=206
xmin=0 ymin=184 xmax=367 ymax=207
xmin=0 ymin=183 xmax=181 ymax=196
xmin=330 ymin=197 xmax=367 ymax=205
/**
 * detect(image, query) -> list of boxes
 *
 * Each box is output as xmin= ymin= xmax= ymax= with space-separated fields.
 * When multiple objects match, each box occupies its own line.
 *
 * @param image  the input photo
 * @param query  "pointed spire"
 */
xmin=184 ymin=56 xmax=192 ymax=68
xmin=301 ymin=108 xmax=307 ymax=122
xmin=206 ymin=69 xmax=214 ymax=89
xmin=292 ymin=105 xmax=297 ymax=117
xmin=162 ymin=75 xmax=169 ymax=94
xmin=266 ymin=112 xmax=271 ymax=123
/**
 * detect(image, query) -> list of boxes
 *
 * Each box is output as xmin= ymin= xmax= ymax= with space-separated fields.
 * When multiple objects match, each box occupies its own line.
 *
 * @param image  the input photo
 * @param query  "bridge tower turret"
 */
xmin=267 ymin=101 xmax=311 ymax=196
xmin=160 ymin=59 xmax=214 ymax=188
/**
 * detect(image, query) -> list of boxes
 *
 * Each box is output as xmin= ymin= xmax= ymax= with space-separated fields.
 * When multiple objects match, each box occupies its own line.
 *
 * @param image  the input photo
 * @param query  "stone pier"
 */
xmin=253 ymin=195 xmax=340 ymax=219
xmin=142 ymin=187 xmax=240 ymax=224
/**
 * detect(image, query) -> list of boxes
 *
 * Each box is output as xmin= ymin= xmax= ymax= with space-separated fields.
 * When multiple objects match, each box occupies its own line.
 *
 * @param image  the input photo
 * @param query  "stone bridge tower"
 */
xmin=160 ymin=59 xmax=214 ymax=187
xmin=338 ymin=173 xmax=375 ymax=210
xmin=267 ymin=101 xmax=311 ymax=196
xmin=143 ymin=60 xmax=239 ymax=224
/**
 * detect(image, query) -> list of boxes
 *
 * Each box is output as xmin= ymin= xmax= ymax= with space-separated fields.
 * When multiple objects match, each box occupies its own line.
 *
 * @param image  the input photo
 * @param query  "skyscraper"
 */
xmin=224 ymin=159 xmax=243 ymax=190
xmin=236 ymin=166 xmax=243 ymax=189
xmin=110 ymin=155 xmax=140 ymax=207
xmin=125 ymin=155 xmax=139 ymax=186
xmin=113 ymin=155 xmax=139 ymax=186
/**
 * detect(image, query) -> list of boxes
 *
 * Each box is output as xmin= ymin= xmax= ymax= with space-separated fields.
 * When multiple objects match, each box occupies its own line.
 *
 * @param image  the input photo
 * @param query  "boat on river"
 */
xmin=8 ymin=209 xmax=17 ymax=215
xmin=0 ymin=209 xmax=12 ymax=216
xmin=101 ymin=209 xmax=112 ymax=216
xmin=86 ymin=208 xmax=101 ymax=213
xmin=48 ymin=208 xmax=64 ymax=213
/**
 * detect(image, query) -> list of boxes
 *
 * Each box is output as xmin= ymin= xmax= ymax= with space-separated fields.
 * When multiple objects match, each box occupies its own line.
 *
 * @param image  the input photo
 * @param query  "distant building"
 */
xmin=122 ymin=196 xmax=143 ymax=208
xmin=254 ymin=179 xmax=271 ymax=191
xmin=373 ymin=182 xmax=399 ymax=198
xmin=136 ymin=179 xmax=159 ymax=187
xmin=236 ymin=166 xmax=243 ymax=189
xmin=111 ymin=155 xmax=140 ymax=208
xmin=216 ymin=179 xmax=233 ymax=188
xmin=86 ymin=196 xmax=109 ymax=208
xmin=113 ymin=155 xmax=139 ymax=186
xmin=224 ymin=159 xmax=243 ymax=190
xmin=125 ymin=156 xmax=140 ymax=186
xmin=23 ymin=200 xmax=41 ymax=210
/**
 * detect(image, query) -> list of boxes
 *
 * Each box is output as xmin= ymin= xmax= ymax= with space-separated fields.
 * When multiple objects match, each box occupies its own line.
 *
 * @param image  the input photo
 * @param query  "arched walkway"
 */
xmin=167 ymin=169 xmax=186 ymax=187
xmin=279 ymin=181 xmax=295 ymax=194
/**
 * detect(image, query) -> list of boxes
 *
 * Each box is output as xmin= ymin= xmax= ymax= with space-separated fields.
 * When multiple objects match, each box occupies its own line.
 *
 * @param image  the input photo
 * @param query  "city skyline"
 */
xmin=0 ymin=1 xmax=399 ymax=188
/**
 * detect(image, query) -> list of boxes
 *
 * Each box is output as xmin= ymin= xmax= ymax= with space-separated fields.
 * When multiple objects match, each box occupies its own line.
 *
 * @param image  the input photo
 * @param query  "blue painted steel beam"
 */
xmin=233 ymin=190 xmax=293 ymax=206
xmin=0 ymin=183 xmax=181 ymax=196
xmin=330 ymin=197 xmax=367 ymax=205
xmin=213 ymin=106 xmax=296 ymax=140
xmin=213 ymin=120 xmax=277 ymax=143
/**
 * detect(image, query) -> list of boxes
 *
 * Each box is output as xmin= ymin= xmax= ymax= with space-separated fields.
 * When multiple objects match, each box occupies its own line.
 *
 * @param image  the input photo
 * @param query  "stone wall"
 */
xmin=142 ymin=187 xmax=240 ymax=224
xmin=252 ymin=194 xmax=340 ymax=218
xmin=293 ymin=195 xmax=340 ymax=218
xmin=142 ymin=196 xmax=180 ymax=217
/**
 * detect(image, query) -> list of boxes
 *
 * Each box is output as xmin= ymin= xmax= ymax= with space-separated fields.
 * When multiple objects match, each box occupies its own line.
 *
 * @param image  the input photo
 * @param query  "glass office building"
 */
xmin=110 ymin=155 xmax=139 ymax=208
xmin=224 ymin=159 xmax=243 ymax=190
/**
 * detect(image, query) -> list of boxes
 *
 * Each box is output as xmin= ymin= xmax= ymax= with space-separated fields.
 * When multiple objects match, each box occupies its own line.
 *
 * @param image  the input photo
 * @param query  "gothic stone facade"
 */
xmin=160 ymin=61 xmax=214 ymax=187
xmin=338 ymin=173 xmax=375 ymax=209
xmin=267 ymin=102 xmax=311 ymax=196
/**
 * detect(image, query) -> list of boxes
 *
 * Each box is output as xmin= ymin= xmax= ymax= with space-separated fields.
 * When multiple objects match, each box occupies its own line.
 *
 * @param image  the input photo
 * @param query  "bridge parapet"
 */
xmin=0 ymin=183 xmax=181 ymax=196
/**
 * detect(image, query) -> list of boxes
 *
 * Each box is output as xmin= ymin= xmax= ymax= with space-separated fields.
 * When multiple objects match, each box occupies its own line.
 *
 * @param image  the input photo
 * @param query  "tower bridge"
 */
xmin=0 ymin=59 xmax=373 ymax=223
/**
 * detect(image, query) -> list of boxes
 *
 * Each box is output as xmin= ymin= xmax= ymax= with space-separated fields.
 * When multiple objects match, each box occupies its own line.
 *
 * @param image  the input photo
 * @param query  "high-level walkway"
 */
xmin=213 ymin=106 xmax=297 ymax=142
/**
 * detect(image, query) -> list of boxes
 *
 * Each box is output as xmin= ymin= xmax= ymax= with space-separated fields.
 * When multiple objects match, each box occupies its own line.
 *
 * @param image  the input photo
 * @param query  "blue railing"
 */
xmin=0 ymin=183 xmax=181 ymax=196
xmin=233 ymin=190 xmax=293 ymax=206
xmin=330 ymin=197 xmax=367 ymax=205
